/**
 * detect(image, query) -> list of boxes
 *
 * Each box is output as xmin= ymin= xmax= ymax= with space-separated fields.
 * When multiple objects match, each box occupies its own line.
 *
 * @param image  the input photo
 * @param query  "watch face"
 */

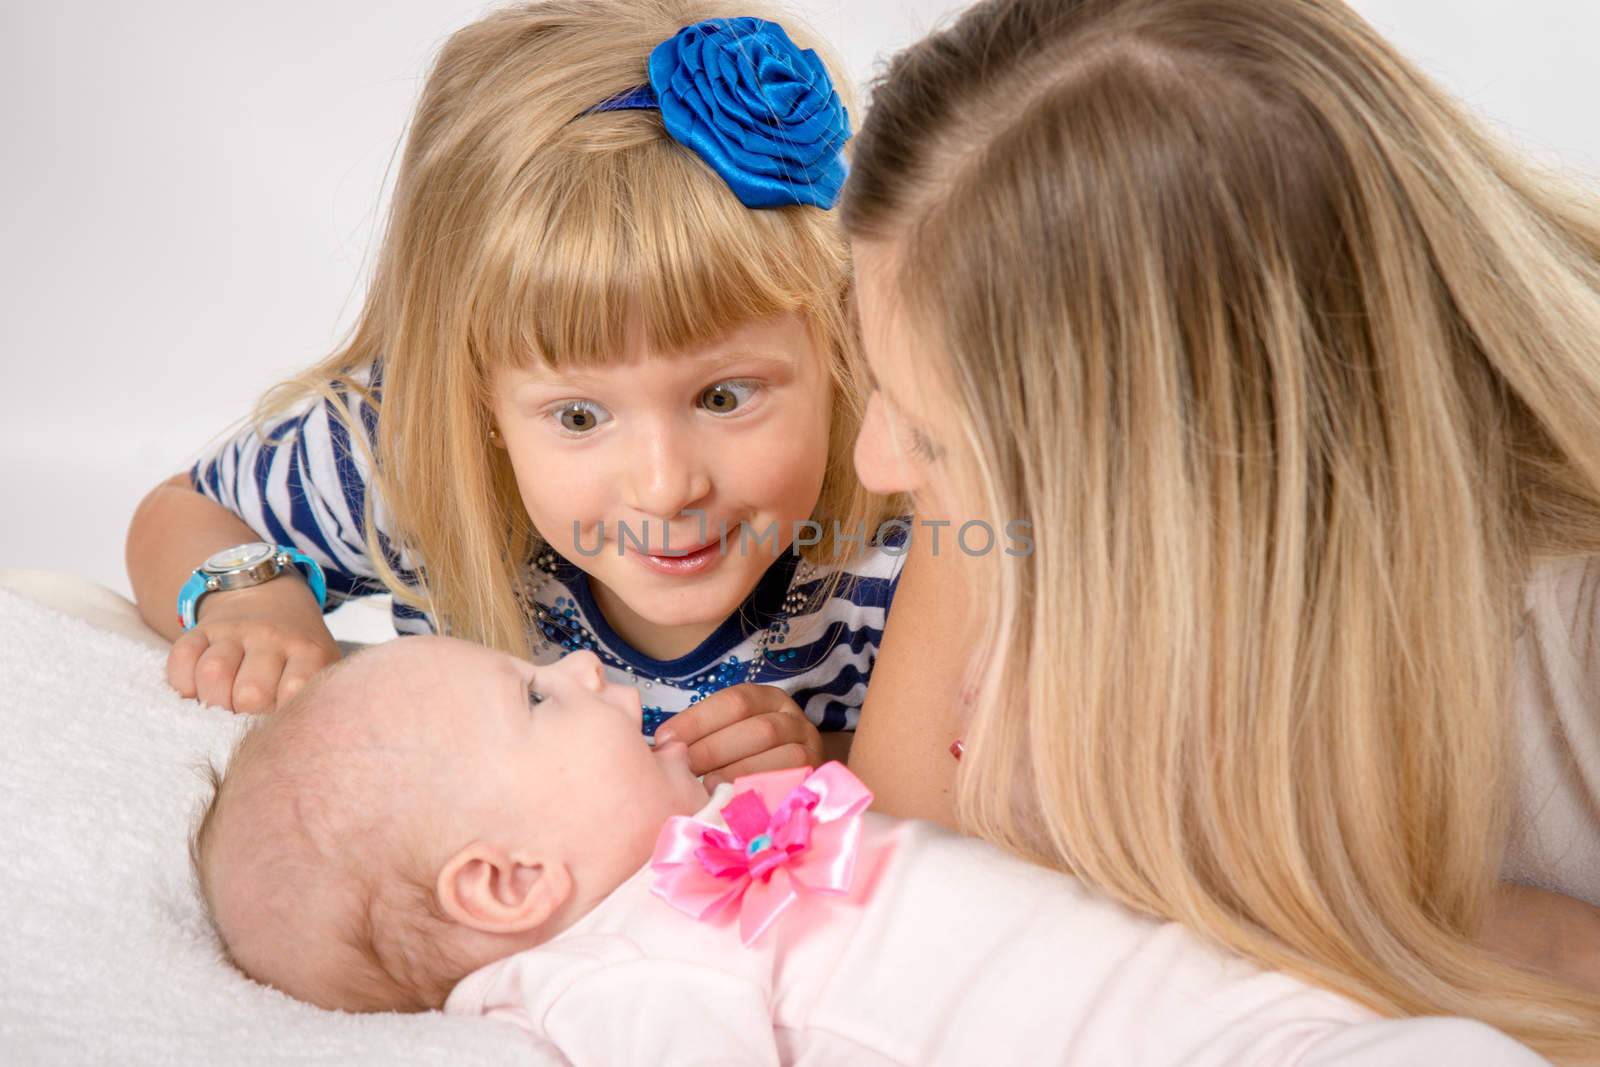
xmin=204 ymin=542 xmax=276 ymax=573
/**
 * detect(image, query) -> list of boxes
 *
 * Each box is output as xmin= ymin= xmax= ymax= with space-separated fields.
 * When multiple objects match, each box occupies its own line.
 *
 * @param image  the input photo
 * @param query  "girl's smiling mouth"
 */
xmin=630 ymin=540 xmax=724 ymax=576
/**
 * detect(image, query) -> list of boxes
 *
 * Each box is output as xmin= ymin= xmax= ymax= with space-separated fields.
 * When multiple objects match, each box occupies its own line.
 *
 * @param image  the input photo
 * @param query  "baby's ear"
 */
xmin=435 ymin=843 xmax=572 ymax=934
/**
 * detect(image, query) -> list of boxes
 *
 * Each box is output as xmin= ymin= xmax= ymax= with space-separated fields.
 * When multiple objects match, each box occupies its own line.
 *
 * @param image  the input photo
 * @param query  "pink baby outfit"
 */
xmin=446 ymin=781 xmax=1543 ymax=1067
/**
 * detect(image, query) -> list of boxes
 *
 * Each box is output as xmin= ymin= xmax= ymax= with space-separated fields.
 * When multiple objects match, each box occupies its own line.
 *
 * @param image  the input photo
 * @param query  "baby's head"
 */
xmin=190 ymin=637 xmax=707 ymax=1012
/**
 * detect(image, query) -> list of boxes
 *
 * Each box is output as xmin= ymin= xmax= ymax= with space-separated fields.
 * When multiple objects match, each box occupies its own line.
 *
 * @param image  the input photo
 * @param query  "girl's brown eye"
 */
xmin=556 ymin=401 xmax=609 ymax=434
xmin=700 ymin=380 xmax=758 ymax=415
xmin=547 ymin=399 xmax=611 ymax=435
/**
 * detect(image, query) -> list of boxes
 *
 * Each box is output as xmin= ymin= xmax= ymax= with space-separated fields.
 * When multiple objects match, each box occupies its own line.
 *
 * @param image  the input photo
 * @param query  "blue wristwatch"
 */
xmin=177 ymin=542 xmax=327 ymax=630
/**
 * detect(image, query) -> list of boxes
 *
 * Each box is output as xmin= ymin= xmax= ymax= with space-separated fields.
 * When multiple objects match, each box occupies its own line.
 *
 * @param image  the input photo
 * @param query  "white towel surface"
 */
xmin=0 ymin=588 xmax=537 ymax=1065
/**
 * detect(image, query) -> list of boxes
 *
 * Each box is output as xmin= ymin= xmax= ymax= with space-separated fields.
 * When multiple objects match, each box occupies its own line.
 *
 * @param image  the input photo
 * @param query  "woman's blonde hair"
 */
xmin=844 ymin=0 xmax=1600 ymax=1057
xmin=257 ymin=0 xmax=890 ymax=653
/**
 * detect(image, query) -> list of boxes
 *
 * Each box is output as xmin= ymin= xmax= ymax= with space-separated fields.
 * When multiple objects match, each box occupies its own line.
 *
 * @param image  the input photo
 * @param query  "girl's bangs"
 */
xmin=471 ymin=121 xmax=845 ymax=373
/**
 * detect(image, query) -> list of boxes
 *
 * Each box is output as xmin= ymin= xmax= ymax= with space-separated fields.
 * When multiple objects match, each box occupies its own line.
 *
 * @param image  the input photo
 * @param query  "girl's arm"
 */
xmin=126 ymin=472 xmax=320 ymax=641
xmin=848 ymin=525 xmax=967 ymax=827
xmin=132 ymin=387 xmax=413 ymax=711
xmin=127 ymin=472 xmax=339 ymax=711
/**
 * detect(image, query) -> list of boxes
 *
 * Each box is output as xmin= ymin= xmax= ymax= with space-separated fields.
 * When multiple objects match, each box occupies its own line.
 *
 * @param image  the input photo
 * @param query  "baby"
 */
xmin=191 ymin=637 xmax=1542 ymax=1066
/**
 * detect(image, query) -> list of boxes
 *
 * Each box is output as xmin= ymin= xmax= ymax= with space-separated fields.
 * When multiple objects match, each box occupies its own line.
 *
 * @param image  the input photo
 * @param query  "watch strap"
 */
xmin=281 ymin=548 xmax=329 ymax=611
xmin=177 ymin=570 xmax=212 ymax=631
xmin=176 ymin=546 xmax=329 ymax=631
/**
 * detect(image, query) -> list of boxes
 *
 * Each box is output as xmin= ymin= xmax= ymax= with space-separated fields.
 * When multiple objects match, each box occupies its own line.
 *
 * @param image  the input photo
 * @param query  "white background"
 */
xmin=3 ymin=0 xmax=1597 ymax=599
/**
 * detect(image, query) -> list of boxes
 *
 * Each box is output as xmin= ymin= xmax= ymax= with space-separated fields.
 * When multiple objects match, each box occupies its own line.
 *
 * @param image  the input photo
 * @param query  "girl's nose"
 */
xmin=624 ymin=425 xmax=712 ymax=519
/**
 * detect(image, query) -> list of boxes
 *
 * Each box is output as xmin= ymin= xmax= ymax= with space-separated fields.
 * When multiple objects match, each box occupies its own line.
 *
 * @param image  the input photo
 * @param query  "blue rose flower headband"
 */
xmin=581 ymin=17 xmax=851 ymax=210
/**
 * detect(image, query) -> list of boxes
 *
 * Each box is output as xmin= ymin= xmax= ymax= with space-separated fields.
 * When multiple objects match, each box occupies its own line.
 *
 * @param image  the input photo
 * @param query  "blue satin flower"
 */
xmin=646 ymin=17 xmax=851 ymax=210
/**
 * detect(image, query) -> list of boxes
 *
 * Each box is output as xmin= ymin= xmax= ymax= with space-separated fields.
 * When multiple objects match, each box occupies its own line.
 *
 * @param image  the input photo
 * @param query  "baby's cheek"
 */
xmin=617 ymin=768 xmax=683 ymax=847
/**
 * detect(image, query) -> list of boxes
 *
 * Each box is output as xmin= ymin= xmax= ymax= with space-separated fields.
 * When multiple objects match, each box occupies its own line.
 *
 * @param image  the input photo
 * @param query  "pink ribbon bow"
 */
xmin=649 ymin=761 xmax=873 ymax=945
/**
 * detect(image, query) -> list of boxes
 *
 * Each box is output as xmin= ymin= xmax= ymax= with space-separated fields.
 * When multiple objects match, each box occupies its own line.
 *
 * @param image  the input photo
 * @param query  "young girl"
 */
xmin=842 ymin=0 xmax=1600 ymax=1060
xmin=125 ymin=0 xmax=903 ymax=787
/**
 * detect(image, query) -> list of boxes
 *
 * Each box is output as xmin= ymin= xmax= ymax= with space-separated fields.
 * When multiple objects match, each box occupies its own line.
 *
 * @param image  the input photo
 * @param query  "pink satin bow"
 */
xmin=649 ymin=761 xmax=873 ymax=945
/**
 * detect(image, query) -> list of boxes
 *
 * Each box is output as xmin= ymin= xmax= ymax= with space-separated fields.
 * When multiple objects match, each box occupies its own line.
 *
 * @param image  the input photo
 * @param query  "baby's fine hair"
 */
xmin=189 ymin=667 xmax=468 ymax=1013
xmin=254 ymin=0 xmax=895 ymax=657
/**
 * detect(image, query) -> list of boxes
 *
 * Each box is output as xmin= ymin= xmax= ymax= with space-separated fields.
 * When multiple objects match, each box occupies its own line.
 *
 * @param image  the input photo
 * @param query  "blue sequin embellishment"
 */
xmin=642 ymin=707 xmax=675 ymax=738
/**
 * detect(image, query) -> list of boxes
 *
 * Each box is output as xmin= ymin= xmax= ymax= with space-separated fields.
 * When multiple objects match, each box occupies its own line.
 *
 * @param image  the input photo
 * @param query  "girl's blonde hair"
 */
xmin=259 ymin=0 xmax=891 ymax=653
xmin=843 ymin=0 xmax=1600 ymax=1057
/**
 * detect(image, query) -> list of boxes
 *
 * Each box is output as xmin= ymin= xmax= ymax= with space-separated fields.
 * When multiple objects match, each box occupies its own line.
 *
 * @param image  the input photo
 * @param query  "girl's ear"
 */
xmin=435 ymin=842 xmax=572 ymax=934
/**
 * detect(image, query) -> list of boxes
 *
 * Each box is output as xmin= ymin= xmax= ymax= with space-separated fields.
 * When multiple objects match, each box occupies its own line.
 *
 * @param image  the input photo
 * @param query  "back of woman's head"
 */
xmin=844 ymin=0 xmax=1600 ymax=1056
xmin=272 ymin=0 xmax=885 ymax=650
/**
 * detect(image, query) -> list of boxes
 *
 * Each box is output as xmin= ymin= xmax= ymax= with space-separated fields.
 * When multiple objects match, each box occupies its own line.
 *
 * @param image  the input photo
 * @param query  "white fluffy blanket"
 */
xmin=0 ymin=589 xmax=534 ymax=1064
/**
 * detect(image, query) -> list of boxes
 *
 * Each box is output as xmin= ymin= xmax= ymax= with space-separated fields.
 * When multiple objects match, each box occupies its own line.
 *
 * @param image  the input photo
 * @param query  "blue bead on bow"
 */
xmin=587 ymin=17 xmax=852 ymax=210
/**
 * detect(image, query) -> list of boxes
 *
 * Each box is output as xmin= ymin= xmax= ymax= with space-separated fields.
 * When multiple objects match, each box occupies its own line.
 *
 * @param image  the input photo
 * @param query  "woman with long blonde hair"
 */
xmin=845 ymin=0 xmax=1600 ymax=1058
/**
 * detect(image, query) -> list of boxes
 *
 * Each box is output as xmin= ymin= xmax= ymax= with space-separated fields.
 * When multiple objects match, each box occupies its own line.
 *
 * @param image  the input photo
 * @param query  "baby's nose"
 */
xmin=558 ymin=650 xmax=606 ymax=692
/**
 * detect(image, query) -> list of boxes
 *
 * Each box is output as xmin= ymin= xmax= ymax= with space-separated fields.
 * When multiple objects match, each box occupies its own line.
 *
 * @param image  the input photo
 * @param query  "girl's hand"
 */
xmin=653 ymin=684 xmax=823 ymax=790
xmin=166 ymin=579 xmax=340 ymax=714
xmin=1482 ymin=882 xmax=1600 ymax=994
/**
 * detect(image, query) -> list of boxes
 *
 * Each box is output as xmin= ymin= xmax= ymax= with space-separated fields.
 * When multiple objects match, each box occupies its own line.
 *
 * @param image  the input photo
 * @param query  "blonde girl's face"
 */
xmin=850 ymin=239 xmax=949 ymax=511
xmin=490 ymin=311 xmax=833 ymax=659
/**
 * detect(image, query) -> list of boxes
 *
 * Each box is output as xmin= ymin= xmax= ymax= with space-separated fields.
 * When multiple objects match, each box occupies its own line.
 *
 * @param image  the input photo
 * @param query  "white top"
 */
xmin=1508 ymin=556 xmax=1600 ymax=905
xmin=446 ymin=792 xmax=1542 ymax=1066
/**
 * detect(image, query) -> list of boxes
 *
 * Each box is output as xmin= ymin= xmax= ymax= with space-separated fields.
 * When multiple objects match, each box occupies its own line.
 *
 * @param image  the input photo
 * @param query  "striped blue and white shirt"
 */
xmin=191 ymin=382 xmax=907 ymax=733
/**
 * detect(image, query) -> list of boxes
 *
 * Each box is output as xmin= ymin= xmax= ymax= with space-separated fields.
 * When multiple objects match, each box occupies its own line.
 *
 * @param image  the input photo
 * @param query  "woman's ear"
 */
xmin=435 ymin=842 xmax=572 ymax=934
